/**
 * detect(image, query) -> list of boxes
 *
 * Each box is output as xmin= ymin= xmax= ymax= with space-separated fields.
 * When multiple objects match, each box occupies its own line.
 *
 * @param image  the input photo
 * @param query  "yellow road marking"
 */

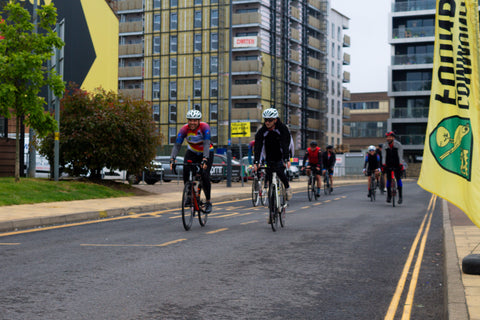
xmin=206 ymin=228 xmax=228 ymax=234
xmin=334 ymin=197 xmax=341 ymax=200
xmin=301 ymin=206 xmax=310 ymax=209
xmin=241 ymin=220 xmax=258 ymax=225
xmin=80 ymin=238 xmax=187 ymax=247
xmin=0 ymin=243 xmax=20 ymax=246
xmin=314 ymin=202 xmax=322 ymax=206
xmin=323 ymin=200 xmax=331 ymax=203
xmin=385 ymin=194 xmax=437 ymax=320
xmin=212 ymin=213 xmax=239 ymax=218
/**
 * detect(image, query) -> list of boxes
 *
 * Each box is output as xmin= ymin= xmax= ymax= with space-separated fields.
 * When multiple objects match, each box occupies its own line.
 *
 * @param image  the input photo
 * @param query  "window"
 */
xmin=210 ymin=79 xmax=218 ymax=97
xmin=153 ymin=59 xmax=160 ymax=76
xmin=211 ymin=9 xmax=219 ymax=27
xmin=210 ymin=103 xmax=218 ymax=121
xmin=170 ymin=35 xmax=177 ymax=53
xmin=210 ymin=56 xmax=218 ymax=73
xmin=210 ymin=125 xmax=217 ymax=143
xmin=194 ymin=34 xmax=202 ymax=51
xmin=170 ymin=58 xmax=177 ymax=75
xmin=153 ymin=36 xmax=160 ymax=54
xmin=331 ymin=43 xmax=335 ymax=57
xmin=170 ymin=0 xmax=177 ymax=7
xmin=153 ymin=104 xmax=160 ymax=121
xmin=195 ymin=0 xmax=202 ymax=4
xmin=154 ymin=0 xmax=160 ymax=9
xmin=153 ymin=14 xmax=161 ymax=31
xmin=194 ymin=57 xmax=202 ymax=74
xmin=152 ymin=82 xmax=160 ymax=99
xmin=331 ymin=23 xmax=335 ymax=39
xmin=169 ymin=127 xmax=177 ymax=144
xmin=194 ymin=10 xmax=202 ymax=28
xmin=235 ymin=55 xmax=257 ymax=61
xmin=337 ymin=26 xmax=341 ymax=41
xmin=193 ymin=104 xmax=201 ymax=112
xmin=331 ymin=62 xmax=335 ymax=76
xmin=210 ymin=33 xmax=218 ymax=50
xmin=194 ymin=80 xmax=201 ymax=97
xmin=170 ymin=12 xmax=177 ymax=30
xmin=169 ymin=81 xmax=177 ymax=99
xmin=234 ymin=102 xmax=257 ymax=108
xmin=169 ymin=104 xmax=177 ymax=123
xmin=235 ymin=79 xmax=257 ymax=85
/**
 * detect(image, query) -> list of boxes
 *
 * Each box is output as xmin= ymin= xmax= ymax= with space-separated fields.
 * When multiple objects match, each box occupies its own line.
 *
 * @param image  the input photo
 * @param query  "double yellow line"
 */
xmin=385 ymin=194 xmax=437 ymax=320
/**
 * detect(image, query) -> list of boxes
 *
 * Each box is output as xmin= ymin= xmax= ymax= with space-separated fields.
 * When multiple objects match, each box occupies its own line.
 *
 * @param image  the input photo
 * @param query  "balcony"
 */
xmin=232 ymin=12 xmax=261 ymax=26
xmin=307 ymin=77 xmax=320 ymax=90
xmin=343 ymin=52 xmax=350 ymax=65
xmin=308 ymin=0 xmax=326 ymax=11
xmin=392 ymin=53 xmax=433 ymax=65
xmin=343 ymin=34 xmax=350 ymax=47
xmin=343 ymin=124 xmax=351 ymax=136
xmin=118 ymin=66 xmax=143 ymax=78
xmin=308 ymin=56 xmax=321 ymax=70
xmin=308 ymin=36 xmax=322 ymax=51
xmin=119 ymin=21 xmax=143 ymax=34
xmin=119 ymin=88 xmax=143 ymax=99
xmin=117 ymin=0 xmax=143 ymax=11
xmin=307 ymin=118 xmax=321 ymax=131
xmin=231 ymin=84 xmax=261 ymax=97
xmin=290 ymin=114 xmax=300 ymax=126
xmin=307 ymin=97 xmax=324 ymax=111
xmin=290 ymin=28 xmax=301 ymax=42
xmin=392 ymin=107 xmax=429 ymax=119
xmin=119 ymin=43 xmax=143 ymax=56
xmin=291 ymin=6 xmax=301 ymax=20
xmin=392 ymin=0 xmax=436 ymax=12
xmin=343 ymin=88 xmax=351 ymax=100
xmin=290 ymin=93 xmax=300 ymax=105
xmin=392 ymin=26 xmax=435 ymax=39
xmin=343 ymin=107 xmax=351 ymax=119
xmin=231 ymin=108 xmax=262 ymax=121
xmin=308 ymin=16 xmax=326 ymax=33
xmin=232 ymin=60 xmax=262 ymax=73
xmin=290 ymin=50 xmax=301 ymax=63
xmin=392 ymin=80 xmax=432 ymax=92
xmin=290 ymin=72 xmax=300 ymax=84
xmin=343 ymin=71 xmax=350 ymax=83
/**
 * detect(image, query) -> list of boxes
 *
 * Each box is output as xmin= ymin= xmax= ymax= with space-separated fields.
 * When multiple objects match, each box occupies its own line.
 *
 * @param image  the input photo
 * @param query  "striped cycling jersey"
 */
xmin=176 ymin=122 xmax=214 ymax=154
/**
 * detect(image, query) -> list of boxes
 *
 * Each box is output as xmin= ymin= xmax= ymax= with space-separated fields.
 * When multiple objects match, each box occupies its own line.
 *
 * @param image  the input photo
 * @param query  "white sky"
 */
xmin=331 ymin=0 xmax=391 ymax=93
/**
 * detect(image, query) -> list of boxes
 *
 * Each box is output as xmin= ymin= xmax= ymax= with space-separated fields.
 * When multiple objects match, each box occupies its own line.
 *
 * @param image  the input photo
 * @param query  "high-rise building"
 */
xmin=115 ymin=0 xmax=331 ymax=155
xmin=326 ymin=8 xmax=350 ymax=151
xmin=389 ymin=0 xmax=436 ymax=160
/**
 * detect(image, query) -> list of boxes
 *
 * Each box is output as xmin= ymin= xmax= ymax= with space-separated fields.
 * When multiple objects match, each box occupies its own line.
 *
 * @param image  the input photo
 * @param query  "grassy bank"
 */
xmin=0 ymin=178 xmax=135 ymax=206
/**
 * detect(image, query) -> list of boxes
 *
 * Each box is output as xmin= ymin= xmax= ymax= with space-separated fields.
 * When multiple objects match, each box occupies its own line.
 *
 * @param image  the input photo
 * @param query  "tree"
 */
xmin=0 ymin=1 xmax=65 ymax=181
xmin=39 ymin=85 xmax=161 ymax=180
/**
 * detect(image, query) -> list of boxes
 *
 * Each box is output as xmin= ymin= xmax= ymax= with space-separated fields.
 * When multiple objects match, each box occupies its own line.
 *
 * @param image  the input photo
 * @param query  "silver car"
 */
xmin=156 ymin=156 xmax=183 ymax=182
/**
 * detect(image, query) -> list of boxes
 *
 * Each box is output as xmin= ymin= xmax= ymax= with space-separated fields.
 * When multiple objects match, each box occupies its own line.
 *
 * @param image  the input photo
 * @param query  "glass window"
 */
xmin=169 ymin=81 xmax=177 ymax=99
xmin=211 ymin=9 xmax=219 ymax=27
xmin=152 ymin=82 xmax=160 ymax=99
xmin=194 ymin=80 xmax=201 ymax=97
xmin=154 ymin=0 xmax=161 ymax=9
xmin=194 ymin=34 xmax=202 ymax=51
xmin=169 ymin=104 xmax=177 ymax=123
xmin=170 ymin=0 xmax=177 ymax=7
xmin=210 ymin=79 xmax=218 ymax=97
xmin=194 ymin=57 xmax=202 ymax=74
xmin=170 ymin=35 xmax=177 ymax=53
xmin=337 ymin=26 xmax=341 ymax=41
xmin=210 ymin=56 xmax=218 ymax=74
xmin=170 ymin=12 xmax=178 ymax=30
xmin=153 ymin=14 xmax=161 ymax=31
xmin=170 ymin=58 xmax=177 ymax=75
xmin=210 ymin=103 xmax=218 ymax=121
xmin=194 ymin=10 xmax=202 ymax=28
xmin=195 ymin=0 xmax=202 ymax=4
xmin=152 ymin=59 xmax=160 ymax=77
xmin=169 ymin=127 xmax=177 ymax=144
xmin=193 ymin=104 xmax=201 ymax=112
xmin=210 ymin=33 xmax=218 ymax=50
xmin=153 ymin=104 xmax=160 ymax=121
xmin=153 ymin=36 xmax=160 ymax=54
xmin=331 ymin=22 xmax=335 ymax=39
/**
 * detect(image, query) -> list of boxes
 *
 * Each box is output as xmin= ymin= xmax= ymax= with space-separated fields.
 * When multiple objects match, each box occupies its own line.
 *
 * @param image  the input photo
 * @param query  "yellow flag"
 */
xmin=418 ymin=0 xmax=480 ymax=227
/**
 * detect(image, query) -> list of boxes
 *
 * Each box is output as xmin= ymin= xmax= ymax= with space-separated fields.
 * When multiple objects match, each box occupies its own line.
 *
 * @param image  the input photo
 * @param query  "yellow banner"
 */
xmin=418 ymin=0 xmax=480 ymax=227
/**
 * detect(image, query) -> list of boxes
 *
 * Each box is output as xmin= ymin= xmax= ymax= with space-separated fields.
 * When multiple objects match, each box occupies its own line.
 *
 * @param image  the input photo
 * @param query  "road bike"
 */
xmin=307 ymin=166 xmax=319 ymax=201
xmin=174 ymin=161 xmax=208 ymax=231
xmin=367 ymin=171 xmax=377 ymax=202
xmin=251 ymin=168 xmax=268 ymax=207
xmin=261 ymin=167 xmax=286 ymax=232
xmin=390 ymin=169 xmax=397 ymax=207
xmin=323 ymin=171 xmax=332 ymax=195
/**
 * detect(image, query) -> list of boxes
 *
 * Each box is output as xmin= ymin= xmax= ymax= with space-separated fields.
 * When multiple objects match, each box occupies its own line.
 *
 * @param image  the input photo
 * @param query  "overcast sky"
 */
xmin=331 ymin=0 xmax=391 ymax=93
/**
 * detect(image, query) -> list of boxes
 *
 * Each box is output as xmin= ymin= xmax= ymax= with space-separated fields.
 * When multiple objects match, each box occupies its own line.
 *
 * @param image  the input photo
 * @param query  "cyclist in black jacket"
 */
xmin=322 ymin=145 xmax=336 ymax=192
xmin=253 ymin=108 xmax=293 ymax=201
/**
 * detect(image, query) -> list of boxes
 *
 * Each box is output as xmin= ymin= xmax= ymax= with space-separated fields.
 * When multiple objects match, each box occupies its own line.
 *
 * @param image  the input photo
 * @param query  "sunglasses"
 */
xmin=264 ymin=118 xmax=275 ymax=123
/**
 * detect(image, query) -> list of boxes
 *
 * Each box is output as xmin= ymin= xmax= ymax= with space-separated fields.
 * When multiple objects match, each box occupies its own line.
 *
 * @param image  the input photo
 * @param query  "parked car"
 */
xmin=129 ymin=160 xmax=164 ymax=185
xmin=212 ymin=154 xmax=242 ymax=182
xmin=155 ymin=156 xmax=183 ymax=182
xmin=287 ymin=165 xmax=300 ymax=180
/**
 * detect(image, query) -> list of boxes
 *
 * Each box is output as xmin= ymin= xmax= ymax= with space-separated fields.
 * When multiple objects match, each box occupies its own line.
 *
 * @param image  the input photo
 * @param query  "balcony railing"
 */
xmin=290 ymin=93 xmax=300 ymax=105
xmin=118 ymin=66 xmax=143 ymax=78
xmin=308 ymin=36 xmax=321 ymax=50
xmin=232 ymin=60 xmax=262 ymax=73
xmin=119 ymin=21 xmax=143 ymax=33
xmin=392 ymin=80 xmax=432 ymax=92
xmin=290 ymin=114 xmax=300 ymax=126
xmin=290 ymin=72 xmax=300 ymax=83
xmin=343 ymin=71 xmax=350 ymax=83
xmin=343 ymin=88 xmax=351 ymax=100
xmin=119 ymin=43 xmax=143 ymax=56
xmin=291 ymin=7 xmax=301 ymax=20
xmin=290 ymin=50 xmax=300 ymax=63
xmin=392 ymin=107 xmax=429 ymax=118
xmin=231 ymin=84 xmax=261 ymax=96
xmin=343 ymin=107 xmax=351 ymax=119
xmin=307 ymin=97 xmax=326 ymax=111
xmin=307 ymin=118 xmax=321 ymax=130
xmin=117 ymin=0 xmax=143 ymax=11
xmin=392 ymin=26 xmax=435 ymax=39
xmin=231 ymin=108 xmax=262 ymax=121
xmin=399 ymin=134 xmax=426 ymax=146
xmin=119 ymin=88 xmax=143 ymax=99
xmin=343 ymin=52 xmax=350 ymax=65
xmin=343 ymin=124 xmax=351 ymax=136
xmin=307 ymin=77 xmax=320 ymax=89
xmin=291 ymin=28 xmax=300 ymax=42
xmin=392 ymin=0 xmax=436 ymax=12
xmin=392 ymin=53 xmax=433 ymax=65
xmin=232 ymin=12 xmax=261 ymax=25
xmin=343 ymin=34 xmax=350 ymax=47
xmin=308 ymin=56 xmax=320 ymax=70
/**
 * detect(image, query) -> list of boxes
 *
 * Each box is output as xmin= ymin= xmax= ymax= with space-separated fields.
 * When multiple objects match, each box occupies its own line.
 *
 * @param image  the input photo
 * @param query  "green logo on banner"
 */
xmin=429 ymin=116 xmax=473 ymax=181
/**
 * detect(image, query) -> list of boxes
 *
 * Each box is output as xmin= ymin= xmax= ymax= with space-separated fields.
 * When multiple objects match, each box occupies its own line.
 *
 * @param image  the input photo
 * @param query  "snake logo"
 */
xmin=429 ymin=116 xmax=473 ymax=181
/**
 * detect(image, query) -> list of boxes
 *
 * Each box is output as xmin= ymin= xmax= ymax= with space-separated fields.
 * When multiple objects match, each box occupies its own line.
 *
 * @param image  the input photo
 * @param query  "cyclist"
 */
xmin=363 ymin=145 xmax=381 ymax=198
xmin=170 ymin=110 xmax=214 ymax=213
xmin=381 ymin=131 xmax=405 ymax=204
xmin=253 ymin=107 xmax=293 ymax=201
xmin=302 ymin=141 xmax=322 ymax=196
xmin=322 ymin=145 xmax=336 ymax=192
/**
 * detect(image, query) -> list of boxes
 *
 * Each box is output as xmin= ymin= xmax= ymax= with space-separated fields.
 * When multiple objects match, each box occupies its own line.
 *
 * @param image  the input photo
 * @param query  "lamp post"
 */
xmin=28 ymin=0 xmax=38 ymax=178
xmin=226 ymin=0 xmax=233 ymax=187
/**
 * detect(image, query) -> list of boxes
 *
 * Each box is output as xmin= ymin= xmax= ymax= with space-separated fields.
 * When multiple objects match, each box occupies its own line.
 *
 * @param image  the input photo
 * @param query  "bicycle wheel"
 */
xmin=391 ymin=178 xmax=397 ymax=207
xmin=269 ymin=184 xmax=278 ymax=232
xmin=307 ymin=175 xmax=314 ymax=201
xmin=278 ymin=183 xmax=286 ymax=228
xmin=313 ymin=176 xmax=319 ymax=200
xmin=324 ymin=175 xmax=329 ymax=195
xmin=181 ymin=182 xmax=195 ymax=231
xmin=260 ymin=180 xmax=268 ymax=207
xmin=252 ymin=177 xmax=260 ymax=207
xmin=370 ymin=178 xmax=376 ymax=202
xmin=197 ymin=184 xmax=208 ymax=227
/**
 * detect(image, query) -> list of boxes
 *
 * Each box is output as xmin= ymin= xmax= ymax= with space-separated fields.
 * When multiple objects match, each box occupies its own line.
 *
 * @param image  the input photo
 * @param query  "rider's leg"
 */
xmin=396 ymin=168 xmax=403 ymax=203
xmin=386 ymin=168 xmax=392 ymax=202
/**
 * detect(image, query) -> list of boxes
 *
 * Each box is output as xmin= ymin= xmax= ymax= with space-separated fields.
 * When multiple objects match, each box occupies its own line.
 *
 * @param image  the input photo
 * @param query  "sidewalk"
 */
xmin=0 ymin=176 xmax=478 ymax=319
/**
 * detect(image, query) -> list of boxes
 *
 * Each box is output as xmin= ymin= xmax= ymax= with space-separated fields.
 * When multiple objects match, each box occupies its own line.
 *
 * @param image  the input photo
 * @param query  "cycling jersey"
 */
xmin=303 ymin=147 xmax=321 ymax=166
xmin=322 ymin=151 xmax=336 ymax=171
xmin=382 ymin=140 xmax=404 ymax=169
xmin=364 ymin=153 xmax=380 ymax=173
xmin=171 ymin=122 xmax=214 ymax=159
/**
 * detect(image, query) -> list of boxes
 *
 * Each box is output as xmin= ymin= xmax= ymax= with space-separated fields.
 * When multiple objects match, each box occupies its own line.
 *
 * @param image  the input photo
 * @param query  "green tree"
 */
xmin=40 ymin=85 xmax=161 ymax=180
xmin=0 ymin=1 xmax=65 ymax=181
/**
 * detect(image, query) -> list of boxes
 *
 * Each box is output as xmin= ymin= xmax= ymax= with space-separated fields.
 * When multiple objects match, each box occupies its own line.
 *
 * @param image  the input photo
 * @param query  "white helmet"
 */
xmin=186 ymin=109 xmax=202 ymax=119
xmin=368 ymin=145 xmax=376 ymax=151
xmin=262 ymin=108 xmax=278 ymax=119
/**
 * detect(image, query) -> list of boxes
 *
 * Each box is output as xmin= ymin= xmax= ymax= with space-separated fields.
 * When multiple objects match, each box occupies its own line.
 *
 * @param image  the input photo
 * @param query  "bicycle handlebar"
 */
xmin=172 ymin=161 xmax=203 ymax=175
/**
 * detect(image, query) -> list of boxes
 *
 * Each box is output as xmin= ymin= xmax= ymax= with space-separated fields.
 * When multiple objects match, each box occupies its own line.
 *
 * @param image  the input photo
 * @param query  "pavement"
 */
xmin=0 ymin=176 xmax=479 ymax=319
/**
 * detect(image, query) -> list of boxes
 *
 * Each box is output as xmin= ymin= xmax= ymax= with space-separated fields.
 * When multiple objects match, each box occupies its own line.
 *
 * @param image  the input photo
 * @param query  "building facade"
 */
xmin=115 ymin=0 xmax=334 ymax=155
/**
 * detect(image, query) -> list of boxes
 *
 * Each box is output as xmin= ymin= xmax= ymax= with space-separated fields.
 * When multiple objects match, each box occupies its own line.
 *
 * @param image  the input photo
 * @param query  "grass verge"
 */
xmin=0 ymin=177 xmax=136 ymax=206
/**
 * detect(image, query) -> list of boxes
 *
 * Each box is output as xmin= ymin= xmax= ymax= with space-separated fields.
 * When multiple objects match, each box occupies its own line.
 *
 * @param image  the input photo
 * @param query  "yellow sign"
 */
xmin=231 ymin=122 xmax=251 ymax=138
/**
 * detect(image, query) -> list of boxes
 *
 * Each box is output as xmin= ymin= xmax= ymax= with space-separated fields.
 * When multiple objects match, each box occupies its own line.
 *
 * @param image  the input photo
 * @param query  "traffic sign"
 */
xmin=231 ymin=122 xmax=251 ymax=138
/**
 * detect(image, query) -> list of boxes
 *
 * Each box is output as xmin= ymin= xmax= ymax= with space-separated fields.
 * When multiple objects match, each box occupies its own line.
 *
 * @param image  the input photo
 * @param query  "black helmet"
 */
xmin=378 ymin=143 xmax=383 ymax=148
xmin=326 ymin=145 xmax=333 ymax=150
xmin=310 ymin=141 xmax=317 ymax=146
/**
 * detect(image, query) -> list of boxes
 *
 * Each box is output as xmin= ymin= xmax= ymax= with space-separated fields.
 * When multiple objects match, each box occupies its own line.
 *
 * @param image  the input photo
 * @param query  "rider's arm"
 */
xmin=302 ymin=150 xmax=309 ymax=167
xmin=396 ymin=141 xmax=405 ymax=167
xmin=279 ymin=124 xmax=292 ymax=163
xmin=170 ymin=126 xmax=187 ymax=160
xmin=253 ymin=127 xmax=265 ymax=165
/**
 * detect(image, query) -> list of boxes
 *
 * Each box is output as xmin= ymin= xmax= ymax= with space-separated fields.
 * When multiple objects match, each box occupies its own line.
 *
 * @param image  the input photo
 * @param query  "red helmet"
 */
xmin=385 ymin=131 xmax=396 ymax=137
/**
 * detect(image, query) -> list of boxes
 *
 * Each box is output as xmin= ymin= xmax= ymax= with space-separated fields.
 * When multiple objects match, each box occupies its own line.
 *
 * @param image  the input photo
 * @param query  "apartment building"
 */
xmin=326 ymin=8 xmax=350 ymax=151
xmin=115 ymin=0 xmax=330 ymax=155
xmin=389 ymin=0 xmax=436 ymax=160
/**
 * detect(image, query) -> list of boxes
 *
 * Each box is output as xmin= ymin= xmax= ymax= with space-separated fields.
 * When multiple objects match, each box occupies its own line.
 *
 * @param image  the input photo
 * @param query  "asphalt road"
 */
xmin=0 ymin=182 xmax=444 ymax=320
